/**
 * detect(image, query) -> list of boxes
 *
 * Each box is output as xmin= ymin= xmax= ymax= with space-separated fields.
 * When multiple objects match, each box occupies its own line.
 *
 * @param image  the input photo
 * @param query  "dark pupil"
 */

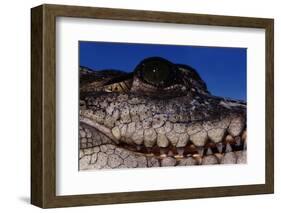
xmin=142 ymin=61 xmax=170 ymax=87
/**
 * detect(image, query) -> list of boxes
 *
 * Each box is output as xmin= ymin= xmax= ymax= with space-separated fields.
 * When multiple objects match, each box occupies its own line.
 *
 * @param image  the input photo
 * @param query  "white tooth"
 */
xmin=166 ymin=130 xmax=179 ymax=146
xmin=79 ymin=150 xmax=84 ymax=158
xmin=176 ymin=133 xmax=189 ymax=147
xmin=124 ymin=122 xmax=136 ymax=143
xmin=120 ymin=124 xmax=127 ymax=137
xmin=111 ymin=127 xmax=121 ymax=140
xmin=228 ymin=117 xmax=245 ymax=137
xmin=217 ymin=143 xmax=223 ymax=153
xmin=143 ymin=128 xmax=157 ymax=147
xmin=225 ymin=143 xmax=232 ymax=153
xmin=126 ymin=122 xmax=136 ymax=138
xmin=132 ymin=129 xmax=144 ymax=145
xmin=225 ymin=134 xmax=235 ymax=143
xmin=235 ymin=136 xmax=241 ymax=146
xmin=206 ymin=147 xmax=213 ymax=155
xmin=174 ymin=155 xmax=184 ymax=159
xmin=192 ymin=154 xmax=200 ymax=158
xmin=190 ymin=130 xmax=208 ymax=147
xmin=208 ymin=128 xmax=226 ymax=143
xmin=157 ymin=133 xmax=169 ymax=147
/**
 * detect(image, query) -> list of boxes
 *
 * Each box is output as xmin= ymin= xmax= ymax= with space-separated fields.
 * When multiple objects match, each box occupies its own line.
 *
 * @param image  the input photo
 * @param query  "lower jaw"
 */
xmin=79 ymin=143 xmax=246 ymax=170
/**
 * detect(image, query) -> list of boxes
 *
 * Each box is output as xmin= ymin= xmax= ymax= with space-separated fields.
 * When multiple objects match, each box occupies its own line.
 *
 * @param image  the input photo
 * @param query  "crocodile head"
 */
xmin=79 ymin=57 xmax=247 ymax=170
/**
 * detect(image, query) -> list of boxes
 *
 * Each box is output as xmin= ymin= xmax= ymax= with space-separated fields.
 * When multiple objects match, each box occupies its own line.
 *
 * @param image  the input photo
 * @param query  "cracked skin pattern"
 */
xmin=79 ymin=57 xmax=247 ymax=170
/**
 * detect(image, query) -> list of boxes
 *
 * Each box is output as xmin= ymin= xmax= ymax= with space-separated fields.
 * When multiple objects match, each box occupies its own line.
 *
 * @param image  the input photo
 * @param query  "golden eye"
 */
xmin=104 ymin=85 xmax=113 ymax=92
xmin=104 ymin=82 xmax=131 ymax=93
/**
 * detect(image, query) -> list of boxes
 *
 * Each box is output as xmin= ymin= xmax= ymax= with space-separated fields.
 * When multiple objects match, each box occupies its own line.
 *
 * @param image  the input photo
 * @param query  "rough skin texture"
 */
xmin=79 ymin=57 xmax=247 ymax=170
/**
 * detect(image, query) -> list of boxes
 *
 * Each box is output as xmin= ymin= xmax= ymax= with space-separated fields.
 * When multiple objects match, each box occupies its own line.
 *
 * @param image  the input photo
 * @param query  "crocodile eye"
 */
xmin=136 ymin=57 xmax=176 ymax=88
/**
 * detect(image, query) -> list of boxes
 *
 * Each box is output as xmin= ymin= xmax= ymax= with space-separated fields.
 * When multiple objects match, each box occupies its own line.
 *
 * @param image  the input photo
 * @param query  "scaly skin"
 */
xmin=79 ymin=57 xmax=247 ymax=170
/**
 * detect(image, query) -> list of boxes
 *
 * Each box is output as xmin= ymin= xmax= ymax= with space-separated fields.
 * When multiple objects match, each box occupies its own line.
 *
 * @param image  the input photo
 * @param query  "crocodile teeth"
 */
xmin=190 ymin=130 xmax=208 ymax=147
xmin=228 ymin=117 xmax=245 ymax=137
xmin=235 ymin=136 xmax=241 ymax=146
xmin=177 ymin=133 xmax=189 ymax=147
xmin=206 ymin=147 xmax=213 ymax=155
xmin=216 ymin=143 xmax=224 ymax=153
xmin=144 ymin=129 xmax=157 ymax=147
xmin=111 ymin=126 xmax=121 ymax=140
xmin=208 ymin=128 xmax=226 ymax=143
xmin=157 ymin=133 xmax=169 ymax=148
xmin=174 ymin=155 xmax=184 ymax=159
xmin=192 ymin=153 xmax=200 ymax=158
xmin=225 ymin=143 xmax=232 ymax=153
xmin=160 ymin=154 xmax=167 ymax=158
xmin=225 ymin=134 xmax=235 ymax=144
xmin=109 ymin=125 xmax=246 ymax=159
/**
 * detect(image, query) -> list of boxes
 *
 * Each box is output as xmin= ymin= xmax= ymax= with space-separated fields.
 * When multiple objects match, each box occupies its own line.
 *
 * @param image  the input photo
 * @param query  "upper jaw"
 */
xmin=80 ymin=114 xmax=247 ymax=155
xmin=80 ymin=91 xmax=246 ymax=162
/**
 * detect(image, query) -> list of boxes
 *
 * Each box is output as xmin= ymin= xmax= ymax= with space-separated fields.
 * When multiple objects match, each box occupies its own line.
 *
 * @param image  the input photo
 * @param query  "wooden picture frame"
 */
xmin=31 ymin=4 xmax=274 ymax=208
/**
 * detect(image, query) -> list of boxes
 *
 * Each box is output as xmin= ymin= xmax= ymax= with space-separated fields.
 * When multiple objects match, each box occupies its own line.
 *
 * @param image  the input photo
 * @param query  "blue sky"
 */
xmin=79 ymin=41 xmax=247 ymax=101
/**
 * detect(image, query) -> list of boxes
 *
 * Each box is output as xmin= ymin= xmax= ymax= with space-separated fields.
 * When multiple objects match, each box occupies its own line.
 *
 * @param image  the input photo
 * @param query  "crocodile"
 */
xmin=79 ymin=57 xmax=247 ymax=170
